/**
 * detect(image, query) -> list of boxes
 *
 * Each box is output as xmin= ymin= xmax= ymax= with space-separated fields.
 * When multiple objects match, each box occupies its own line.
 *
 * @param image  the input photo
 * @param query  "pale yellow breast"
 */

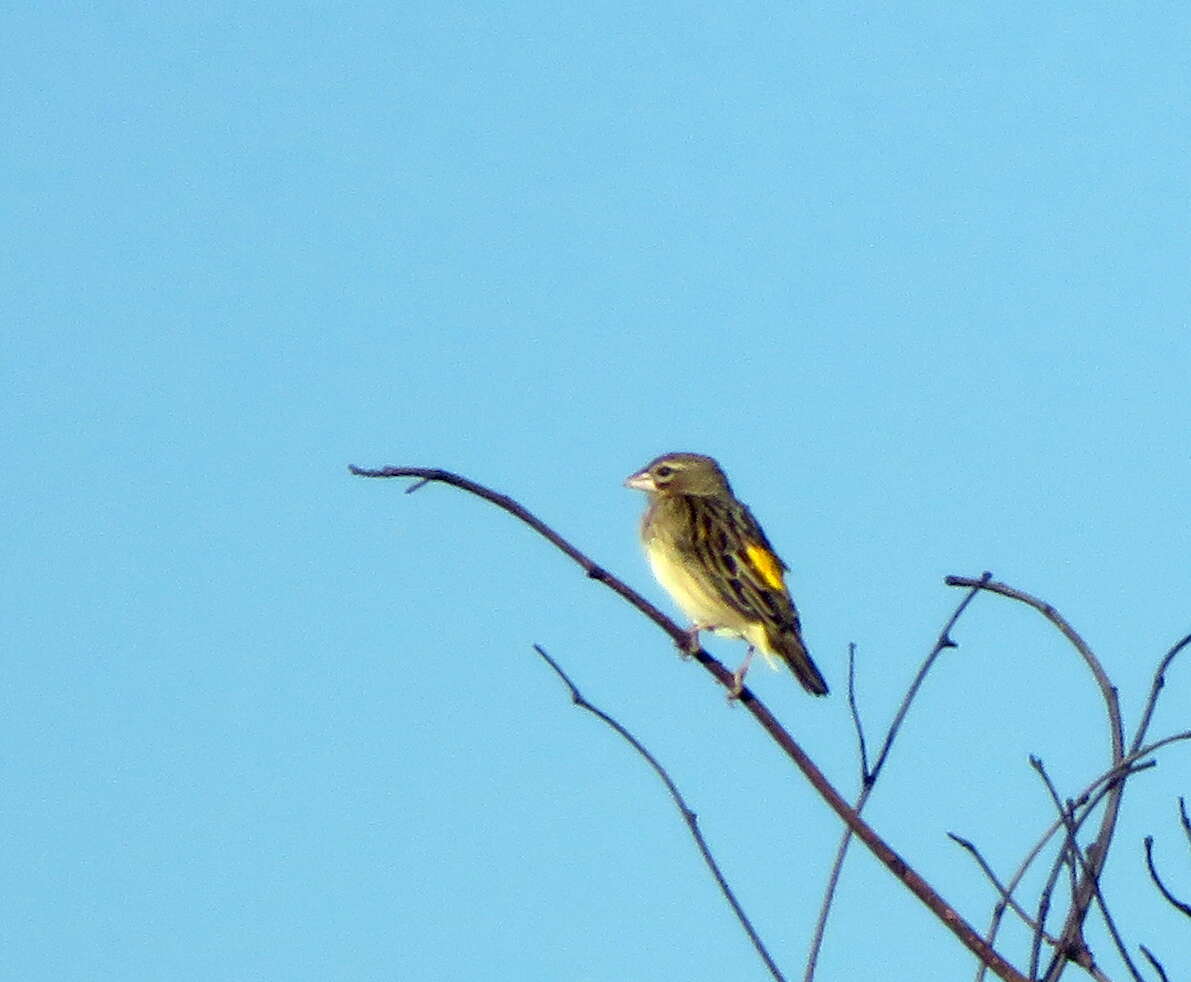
xmin=643 ymin=535 xmax=750 ymax=637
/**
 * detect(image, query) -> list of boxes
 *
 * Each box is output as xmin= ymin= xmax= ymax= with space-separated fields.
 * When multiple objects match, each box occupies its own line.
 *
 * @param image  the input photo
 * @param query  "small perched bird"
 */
xmin=625 ymin=452 xmax=828 ymax=696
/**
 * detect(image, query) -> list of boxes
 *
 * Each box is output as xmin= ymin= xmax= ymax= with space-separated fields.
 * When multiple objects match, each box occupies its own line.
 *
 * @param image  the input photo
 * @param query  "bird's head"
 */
xmin=624 ymin=453 xmax=732 ymax=498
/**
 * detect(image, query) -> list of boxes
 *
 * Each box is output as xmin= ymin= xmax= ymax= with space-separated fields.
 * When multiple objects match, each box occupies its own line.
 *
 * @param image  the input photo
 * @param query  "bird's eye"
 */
xmin=655 ymin=465 xmax=674 ymax=478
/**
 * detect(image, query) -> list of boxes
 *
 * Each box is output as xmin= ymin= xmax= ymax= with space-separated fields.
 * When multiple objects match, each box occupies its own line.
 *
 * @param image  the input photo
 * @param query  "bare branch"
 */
xmin=943 ymin=576 xmax=1123 ymax=763
xmin=1029 ymin=758 xmax=1144 ymax=982
xmin=808 ymin=573 xmax=992 ymax=980
xmin=1050 ymin=733 xmax=1189 ymax=843
xmin=1033 ymin=878 xmax=1059 ymax=982
xmin=532 ymin=644 xmax=787 ymax=982
xmin=945 ymin=576 xmax=1126 ymax=982
xmin=974 ymin=755 xmax=1184 ymax=982
xmin=352 ymin=466 xmax=1029 ymax=982
xmin=1131 ymin=633 xmax=1191 ymax=755
xmin=874 ymin=573 xmax=992 ymax=778
xmin=846 ymin=643 xmax=870 ymax=783
xmin=977 ymin=732 xmax=1191 ymax=980
xmin=1143 ymin=834 xmax=1191 ymax=918
xmin=1139 ymin=945 xmax=1169 ymax=982
xmin=1029 ymin=756 xmax=1083 ymax=979
xmin=979 ymin=740 xmax=1191 ymax=980
xmin=352 ymin=465 xmax=681 ymax=638
xmin=947 ymin=832 xmax=1058 ymax=944
xmin=976 ymin=815 xmax=1060 ymax=982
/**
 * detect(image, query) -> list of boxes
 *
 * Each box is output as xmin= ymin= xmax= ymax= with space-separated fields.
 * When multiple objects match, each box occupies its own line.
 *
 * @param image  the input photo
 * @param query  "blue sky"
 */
xmin=5 ymin=3 xmax=1190 ymax=980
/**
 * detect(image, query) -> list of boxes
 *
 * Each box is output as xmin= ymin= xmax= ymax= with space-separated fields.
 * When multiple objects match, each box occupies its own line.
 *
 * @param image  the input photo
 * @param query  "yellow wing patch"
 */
xmin=744 ymin=543 xmax=786 ymax=592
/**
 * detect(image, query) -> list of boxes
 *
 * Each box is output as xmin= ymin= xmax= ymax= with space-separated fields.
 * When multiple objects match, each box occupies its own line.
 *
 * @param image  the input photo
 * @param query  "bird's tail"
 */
xmin=771 ymin=624 xmax=829 ymax=696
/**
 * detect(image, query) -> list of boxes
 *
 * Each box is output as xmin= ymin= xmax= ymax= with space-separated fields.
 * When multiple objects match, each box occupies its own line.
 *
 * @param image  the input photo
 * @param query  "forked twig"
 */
xmin=974 ymin=733 xmax=1190 ymax=980
xmin=947 ymin=832 xmax=1058 ymax=943
xmin=941 ymin=579 xmax=1122 ymax=752
xmin=1029 ymin=756 xmax=1081 ymax=978
xmin=945 ymin=577 xmax=1125 ymax=982
xmin=1133 ymin=635 xmax=1191 ymax=756
xmin=1029 ymin=758 xmax=1142 ymax=982
xmin=807 ymin=572 xmax=991 ymax=981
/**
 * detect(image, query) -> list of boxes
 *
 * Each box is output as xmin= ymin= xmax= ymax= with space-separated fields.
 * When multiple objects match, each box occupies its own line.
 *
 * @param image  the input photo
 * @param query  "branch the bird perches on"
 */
xmin=352 ymin=463 xmax=1190 ymax=982
xmin=351 ymin=464 xmax=1029 ymax=981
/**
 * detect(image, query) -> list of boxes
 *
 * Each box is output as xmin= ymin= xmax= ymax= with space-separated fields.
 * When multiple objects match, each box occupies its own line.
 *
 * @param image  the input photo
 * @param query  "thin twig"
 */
xmin=874 ymin=574 xmax=990 ymax=778
xmin=977 ymin=765 xmax=1140 ymax=982
xmin=1030 ymin=758 xmax=1144 ymax=982
xmin=942 ymin=579 xmax=1122 ymax=762
xmin=978 ymin=815 xmax=1062 ymax=982
xmin=352 ymin=466 xmax=1029 ymax=982
xmin=947 ymin=833 xmax=1057 ymax=943
xmin=976 ymin=808 xmax=1060 ymax=982
xmin=1138 ymin=945 xmax=1169 ymax=982
xmin=945 ymin=576 xmax=1126 ymax=982
xmin=1076 ymin=847 xmax=1142 ymax=982
xmin=846 ymin=643 xmax=870 ymax=783
xmin=1131 ymin=633 xmax=1191 ymax=756
xmin=1033 ymin=884 xmax=1056 ymax=982
xmin=977 ymin=733 xmax=1191 ymax=980
xmin=532 ymin=644 xmax=787 ymax=982
xmin=1029 ymin=757 xmax=1080 ymax=979
xmin=975 ymin=749 xmax=1188 ymax=980
xmin=1143 ymin=835 xmax=1191 ymax=918
xmin=998 ymin=732 xmax=1187 ymax=913
xmin=975 ymin=735 xmax=1191 ymax=975
xmin=806 ymin=573 xmax=991 ymax=981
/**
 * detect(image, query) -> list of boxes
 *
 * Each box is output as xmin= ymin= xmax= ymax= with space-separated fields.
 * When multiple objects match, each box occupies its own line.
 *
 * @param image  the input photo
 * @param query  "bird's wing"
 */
xmin=680 ymin=498 xmax=796 ymax=626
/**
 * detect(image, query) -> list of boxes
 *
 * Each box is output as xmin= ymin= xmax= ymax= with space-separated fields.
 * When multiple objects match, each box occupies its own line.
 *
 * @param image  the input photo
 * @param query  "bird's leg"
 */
xmin=679 ymin=623 xmax=710 ymax=658
xmin=728 ymin=646 xmax=756 ymax=699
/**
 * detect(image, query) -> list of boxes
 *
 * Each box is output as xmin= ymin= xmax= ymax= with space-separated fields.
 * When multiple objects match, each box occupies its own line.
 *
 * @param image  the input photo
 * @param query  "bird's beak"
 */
xmin=624 ymin=470 xmax=656 ymax=491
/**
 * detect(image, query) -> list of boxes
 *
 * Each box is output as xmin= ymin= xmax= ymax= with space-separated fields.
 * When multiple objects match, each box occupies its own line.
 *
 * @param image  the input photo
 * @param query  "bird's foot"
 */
xmin=678 ymin=624 xmax=708 ymax=659
xmin=727 ymin=647 xmax=755 ymax=701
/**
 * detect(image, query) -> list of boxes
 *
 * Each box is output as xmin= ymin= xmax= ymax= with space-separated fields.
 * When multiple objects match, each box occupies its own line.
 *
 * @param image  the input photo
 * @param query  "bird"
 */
xmin=625 ymin=452 xmax=828 ymax=696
